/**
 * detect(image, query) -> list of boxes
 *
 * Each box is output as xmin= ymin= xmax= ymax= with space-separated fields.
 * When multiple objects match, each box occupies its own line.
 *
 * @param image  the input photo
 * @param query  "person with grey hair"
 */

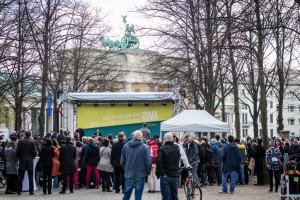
xmin=156 ymin=132 xmax=181 ymax=200
xmin=266 ymin=140 xmax=282 ymax=192
xmin=121 ymin=130 xmax=151 ymax=200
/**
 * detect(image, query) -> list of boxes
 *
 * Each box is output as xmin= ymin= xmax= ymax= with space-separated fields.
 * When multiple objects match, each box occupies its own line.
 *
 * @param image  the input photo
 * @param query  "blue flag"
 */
xmin=47 ymin=93 xmax=52 ymax=116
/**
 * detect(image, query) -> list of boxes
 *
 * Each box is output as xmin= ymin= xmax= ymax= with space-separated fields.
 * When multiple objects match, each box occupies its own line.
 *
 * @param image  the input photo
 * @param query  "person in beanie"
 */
xmin=266 ymin=140 xmax=282 ymax=192
xmin=219 ymin=135 xmax=241 ymax=194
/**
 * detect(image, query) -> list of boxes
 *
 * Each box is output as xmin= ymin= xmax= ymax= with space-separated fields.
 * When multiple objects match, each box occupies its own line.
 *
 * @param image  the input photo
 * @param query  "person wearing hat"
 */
xmin=266 ymin=140 xmax=282 ymax=192
xmin=59 ymin=136 xmax=76 ymax=194
xmin=110 ymin=132 xmax=126 ymax=193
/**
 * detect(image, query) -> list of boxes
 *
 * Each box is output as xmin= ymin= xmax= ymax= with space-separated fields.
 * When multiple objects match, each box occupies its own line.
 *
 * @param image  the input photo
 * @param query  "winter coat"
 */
xmin=86 ymin=142 xmax=100 ymax=166
xmin=40 ymin=145 xmax=54 ymax=168
xmin=110 ymin=140 xmax=125 ymax=168
xmin=16 ymin=137 xmax=37 ymax=171
xmin=52 ymin=147 xmax=60 ymax=176
xmin=183 ymin=140 xmax=199 ymax=164
xmin=59 ymin=143 xmax=76 ymax=174
xmin=148 ymin=139 xmax=159 ymax=164
xmin=98 ymin=147 xmax=113 ymax=172
xmin=156 ymin=141 xmax=181 ymax=177
xmin=221 ymin=143 xmax=241 ymax=173
xmin=253 ymin=145 xmax=265 ymax=172
xmin=4 ymin=146 xmax=18 ymax=175
xmin=120 ymin=139 xmax=151 ymax=179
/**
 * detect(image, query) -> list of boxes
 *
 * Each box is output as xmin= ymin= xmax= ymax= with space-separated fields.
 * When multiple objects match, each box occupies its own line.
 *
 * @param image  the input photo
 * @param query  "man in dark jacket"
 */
xmin=16 ymin=131 xmax=37 ymax=195
xmin=57 ymin=128 xmax=65 ymax=146
xmin=111 ymin=132 xmax=126 ymax=193
xmin=182 ymin=135 xmax=199 ymax=181
xmin=253 ymin=138 xmax=265 ymax=186
xmin=156 ymin=132 xmax=181 ymax=200
xmin=220 ymin=135 xmax=241 ymax=194
xmin=59 ymin=136 xmax=76 ymax=194
xmin=121 ymin=130 xmax=151 ymax=200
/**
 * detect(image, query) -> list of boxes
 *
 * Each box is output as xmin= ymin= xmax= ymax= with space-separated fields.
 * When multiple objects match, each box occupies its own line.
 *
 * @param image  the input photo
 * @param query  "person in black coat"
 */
xmin=40 ymin=138 xmax=54 ymax=194
xmin=110 ymin=132 xmax=126 ymax=193
xmin=57 ymin=128 xmax=66 ymax=147
xmin=253 ymin=138 xmax=265 ymax=186
xmin=16 ymin=131 xmax=37 ymax=195
xmin=59 ymin=136 xmax=76 ymax=194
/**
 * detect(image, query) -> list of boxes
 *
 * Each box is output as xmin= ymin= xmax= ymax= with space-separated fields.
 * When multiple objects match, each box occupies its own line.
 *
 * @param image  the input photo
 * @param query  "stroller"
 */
xmin=280 ymin=154 xmax=300 ymax=200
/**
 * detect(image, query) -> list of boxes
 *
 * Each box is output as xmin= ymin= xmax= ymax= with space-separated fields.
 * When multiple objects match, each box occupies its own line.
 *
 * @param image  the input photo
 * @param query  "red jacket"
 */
xmin=148 ymin=140 xmax=159 ymax=164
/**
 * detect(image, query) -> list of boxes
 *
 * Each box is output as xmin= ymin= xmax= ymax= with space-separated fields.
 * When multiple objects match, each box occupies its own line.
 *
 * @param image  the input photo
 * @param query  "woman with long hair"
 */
xmin=98 ymin=138 xmax=113 ymax=192
xmin=40 ymin=138 xmax=54 ymax=194
xmin=52 ymin=139 xmax=60 ymax=188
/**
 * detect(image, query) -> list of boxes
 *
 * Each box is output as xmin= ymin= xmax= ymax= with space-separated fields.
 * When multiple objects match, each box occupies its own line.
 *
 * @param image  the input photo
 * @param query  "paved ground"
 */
xmin=0 ymin=184 xmax=279 ymax=200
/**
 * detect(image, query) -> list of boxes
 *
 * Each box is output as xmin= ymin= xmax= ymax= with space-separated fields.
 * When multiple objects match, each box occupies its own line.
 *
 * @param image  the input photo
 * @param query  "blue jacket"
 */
xmin=121 ymin=139 xmax=151 ymax=179
xmin=221 ymin=143 xmax=241 ymax=173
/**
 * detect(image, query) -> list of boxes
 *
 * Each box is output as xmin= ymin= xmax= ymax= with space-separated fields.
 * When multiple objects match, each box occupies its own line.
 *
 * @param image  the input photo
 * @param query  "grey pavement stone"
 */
xmin=0 ymin=185 xmax=279 ymax=200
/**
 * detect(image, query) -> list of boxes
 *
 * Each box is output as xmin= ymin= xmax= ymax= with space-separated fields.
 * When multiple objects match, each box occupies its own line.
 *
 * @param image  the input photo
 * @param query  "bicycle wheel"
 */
xmin=0 ymin=177 xmax=6 ymax=189
xmin=184 ymin=180 xmax=202 ymax=200
xmin=184 ymin=181 xmax=192 ymax=200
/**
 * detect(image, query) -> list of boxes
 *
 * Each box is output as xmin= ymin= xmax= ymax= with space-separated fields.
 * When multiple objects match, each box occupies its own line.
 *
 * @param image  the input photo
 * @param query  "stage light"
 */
xmin=162 ymin=101 xmax=167 ymax=106
xmin=94 ymin=101 xmax=98 ymax=106
xmin=144 ymin=101 xmax=149 ymax=106
xmin=111 ymin=101 xmax=116 ymax=106
xmin=128 ymin=101 xmax=133 ymax=106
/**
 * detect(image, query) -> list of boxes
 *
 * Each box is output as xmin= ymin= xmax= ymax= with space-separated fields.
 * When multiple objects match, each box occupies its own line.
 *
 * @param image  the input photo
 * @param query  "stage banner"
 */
xmin=77 ymin=103 xmax=173 ymax=129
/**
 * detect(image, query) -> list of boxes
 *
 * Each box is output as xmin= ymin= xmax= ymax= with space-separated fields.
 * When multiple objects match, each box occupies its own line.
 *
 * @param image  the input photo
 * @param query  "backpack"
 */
xmin=267 ymin=149 xmax=279 ymax=167
xmin=150 ymin=142 xmax=159 ymax=163
xmin=210 ymin=146 xmax=221 ymax=167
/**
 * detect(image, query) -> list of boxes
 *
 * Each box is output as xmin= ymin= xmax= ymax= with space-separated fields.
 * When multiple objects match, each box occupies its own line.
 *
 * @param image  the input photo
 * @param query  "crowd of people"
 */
xmin=0 ymin=125 xmax=297 ymax=199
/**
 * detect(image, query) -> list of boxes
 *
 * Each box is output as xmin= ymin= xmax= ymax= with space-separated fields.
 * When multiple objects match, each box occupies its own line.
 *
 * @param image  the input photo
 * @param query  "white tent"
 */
xmin=160 ymin=110 xmax=229 ymax=132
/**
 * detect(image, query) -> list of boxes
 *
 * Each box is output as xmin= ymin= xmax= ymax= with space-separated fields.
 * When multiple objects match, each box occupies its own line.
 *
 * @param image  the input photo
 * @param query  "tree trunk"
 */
xmin=225 ymin=0 xmax=240 ymax=138
xmin=254 ymin=0 xmax=268 ymax=149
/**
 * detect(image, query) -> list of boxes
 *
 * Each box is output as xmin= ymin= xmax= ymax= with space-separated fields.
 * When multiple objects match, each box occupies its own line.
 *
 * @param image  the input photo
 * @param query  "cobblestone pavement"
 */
xmin=0 ymin=184 xmax=279 ymax=200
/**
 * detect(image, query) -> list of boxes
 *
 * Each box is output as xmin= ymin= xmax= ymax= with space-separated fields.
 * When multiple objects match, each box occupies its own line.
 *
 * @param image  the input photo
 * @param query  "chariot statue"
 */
xmin=100 ymin=16 xmax=140 ymax=50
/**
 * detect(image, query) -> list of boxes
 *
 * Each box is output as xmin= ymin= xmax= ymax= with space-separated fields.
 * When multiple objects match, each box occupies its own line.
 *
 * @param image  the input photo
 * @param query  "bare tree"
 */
xmin=24 ymin=0 xmax=75 ymax=136
xmin=1 ymin=0 xmax=40 ymax=131
xmin=138 ymin=0 xmax=230 ymax=116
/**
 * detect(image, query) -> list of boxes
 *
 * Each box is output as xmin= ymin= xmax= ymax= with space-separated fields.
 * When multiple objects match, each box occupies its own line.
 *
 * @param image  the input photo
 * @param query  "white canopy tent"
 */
xmin=160 ymin=110 xmax=229 ymax=133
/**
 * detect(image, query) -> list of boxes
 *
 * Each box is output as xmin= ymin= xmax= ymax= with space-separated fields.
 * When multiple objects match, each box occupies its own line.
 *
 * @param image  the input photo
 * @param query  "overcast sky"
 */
xmin=85 ymin=0 xmax=147 ymax=38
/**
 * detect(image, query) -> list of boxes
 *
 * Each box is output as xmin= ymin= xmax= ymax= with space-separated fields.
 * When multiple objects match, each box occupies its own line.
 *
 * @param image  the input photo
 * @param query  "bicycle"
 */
xmin=181 ymin=161 xmax=202 ymax=200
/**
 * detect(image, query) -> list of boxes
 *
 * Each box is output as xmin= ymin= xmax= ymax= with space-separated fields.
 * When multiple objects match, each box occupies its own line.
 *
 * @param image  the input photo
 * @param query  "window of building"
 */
xmin=288 ymin=105 xmax=295 ymax=112
xmin=270 ymin=129 xmax=274 ymax=138
xmin=276 ymin=105 xmax=279 ymax=111
xmin=242 ymin=113 xmax=248 ymax=124
xmin=225 ymin=113 xmax=229 ymax=123
xmin=288 ymin=118 xmax=295 ymax=125
xmin=242 ymin=129 xmax=248 ymax=137
xmin=270 ymin=113 xmax=273 ymax=123
xmin=270 ymin=101 xmax=273 ymax=109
